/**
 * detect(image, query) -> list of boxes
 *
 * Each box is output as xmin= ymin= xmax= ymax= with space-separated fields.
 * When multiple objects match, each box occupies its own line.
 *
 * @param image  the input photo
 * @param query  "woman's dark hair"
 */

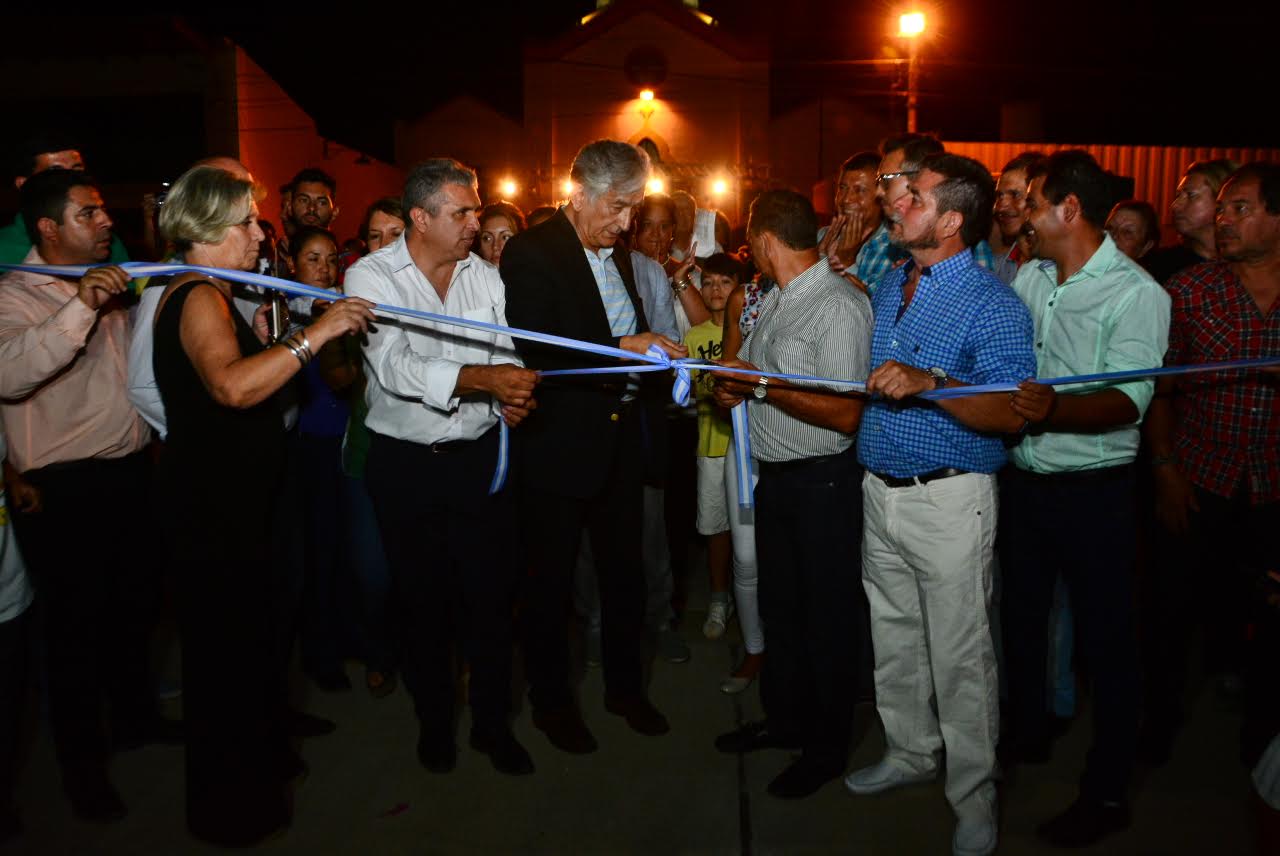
xmin=479 ymin=201 xmax=526 ymax=232
xmin=288 ymin=225 xmax=338 ymax=261
xmin=359 ymin=196 xmax=404 ymax=243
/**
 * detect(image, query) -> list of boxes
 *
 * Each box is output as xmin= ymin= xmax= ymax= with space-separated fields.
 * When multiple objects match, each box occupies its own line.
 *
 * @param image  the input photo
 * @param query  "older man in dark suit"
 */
xmin=501 ymin=140 xmax=686 ymax=754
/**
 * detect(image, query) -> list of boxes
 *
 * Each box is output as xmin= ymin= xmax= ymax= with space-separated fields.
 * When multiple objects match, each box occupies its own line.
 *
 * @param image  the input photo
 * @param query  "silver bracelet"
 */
xmin=281 ymin=337 xmax=308 ymax=366
xmin=294 ymin=332 xmax=314 ymax=361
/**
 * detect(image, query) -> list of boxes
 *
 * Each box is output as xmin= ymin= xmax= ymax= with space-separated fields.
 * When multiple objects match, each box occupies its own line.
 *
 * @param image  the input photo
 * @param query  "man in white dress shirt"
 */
xmin=344 ymin=159 xmax=539 ymax=776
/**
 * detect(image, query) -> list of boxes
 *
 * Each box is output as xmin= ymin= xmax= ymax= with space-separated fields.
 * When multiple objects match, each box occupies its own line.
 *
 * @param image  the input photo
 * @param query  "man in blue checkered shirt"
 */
xmin=844 ymin=153 xmax=1035 ymax=856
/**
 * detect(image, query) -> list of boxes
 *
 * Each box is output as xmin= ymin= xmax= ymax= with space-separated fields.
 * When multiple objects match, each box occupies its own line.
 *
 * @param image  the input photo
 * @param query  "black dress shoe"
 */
xmin=603 ymin=696 xmax=670 ymax=736
xmin=64 ymin=768 xmax=127 ymax=823
xmin=416 ymin=733 xmax=457 ymax=774
xmin=470 ymin=729 xmax=535 ymax=776
xmin=532 ymin=707 xmax=598 ymax=754
xmin=766 ymin=757 xmax=844 ymax=799
xmin=715 ymin=720 xmax=802 ymax=754
xmin=286 ymin=709 xmax=336 ymax=738
xmin=1036 ymin=796 xmax=1130 ymax=848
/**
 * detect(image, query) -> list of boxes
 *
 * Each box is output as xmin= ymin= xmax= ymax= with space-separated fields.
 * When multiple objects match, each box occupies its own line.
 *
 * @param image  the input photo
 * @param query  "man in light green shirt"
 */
xmin=999 ymin=151 xmax=1169 ymax=850
xmin=1009 ymin=229 xmax=1169 ymax=473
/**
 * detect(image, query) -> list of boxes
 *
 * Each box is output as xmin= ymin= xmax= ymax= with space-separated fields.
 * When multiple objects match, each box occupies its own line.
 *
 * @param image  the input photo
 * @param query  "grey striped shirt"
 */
xmin=739 ymin=260 xmax=872 ymax=463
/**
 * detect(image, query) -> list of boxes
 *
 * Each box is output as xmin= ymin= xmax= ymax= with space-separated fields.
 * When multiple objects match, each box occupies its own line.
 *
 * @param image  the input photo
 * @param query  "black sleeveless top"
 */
xmin=153 ymin=279 xmax=285 ymax=487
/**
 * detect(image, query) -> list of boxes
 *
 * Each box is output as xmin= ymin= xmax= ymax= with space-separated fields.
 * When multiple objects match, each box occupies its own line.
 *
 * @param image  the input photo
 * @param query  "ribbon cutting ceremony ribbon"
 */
xmin=4 ymin=261 xmax=1278 ymax=510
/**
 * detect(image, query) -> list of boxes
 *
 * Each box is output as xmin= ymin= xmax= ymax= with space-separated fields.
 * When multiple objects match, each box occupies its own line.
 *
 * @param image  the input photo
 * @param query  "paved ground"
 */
xmin=7 ymin=578 xmax=1258 ymax=855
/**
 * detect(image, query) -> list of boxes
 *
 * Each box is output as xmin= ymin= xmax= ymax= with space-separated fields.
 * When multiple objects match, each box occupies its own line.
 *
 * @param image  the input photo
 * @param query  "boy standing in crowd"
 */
xmin=683 ymin=253 xmax=739 ymax=639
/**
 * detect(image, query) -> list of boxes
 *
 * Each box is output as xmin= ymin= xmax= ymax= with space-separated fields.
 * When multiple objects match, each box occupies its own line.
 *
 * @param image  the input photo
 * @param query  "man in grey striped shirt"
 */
xmin=711 ymin=189 xmax=873 ymax=800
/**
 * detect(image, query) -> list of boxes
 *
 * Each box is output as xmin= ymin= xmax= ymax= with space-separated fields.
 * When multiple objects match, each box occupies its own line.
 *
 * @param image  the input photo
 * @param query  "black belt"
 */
xmin=427 ymin=424 xmax=497 ymax=454
xmin=757 ymin=450 xmax=851 ymax=473
xmin=1008 ymin=463 xmax=1133 ymax=483
xmin=872 ymin=467 xmax=969 ymax=488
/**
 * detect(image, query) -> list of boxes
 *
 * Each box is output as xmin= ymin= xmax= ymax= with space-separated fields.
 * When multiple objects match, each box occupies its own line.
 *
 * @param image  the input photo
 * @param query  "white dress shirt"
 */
xmin=343 ymin=238 xmax=521 ymax=446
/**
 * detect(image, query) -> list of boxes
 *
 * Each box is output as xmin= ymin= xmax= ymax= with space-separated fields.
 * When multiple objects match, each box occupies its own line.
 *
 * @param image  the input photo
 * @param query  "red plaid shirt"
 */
xmin=1165 ymin=261 xmax=1280 ymax=503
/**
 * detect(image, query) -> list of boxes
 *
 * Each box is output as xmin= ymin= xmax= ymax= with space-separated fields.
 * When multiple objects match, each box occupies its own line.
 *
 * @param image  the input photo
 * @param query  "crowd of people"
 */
xmin=0 ymin=129 xmax=1276 ymax=855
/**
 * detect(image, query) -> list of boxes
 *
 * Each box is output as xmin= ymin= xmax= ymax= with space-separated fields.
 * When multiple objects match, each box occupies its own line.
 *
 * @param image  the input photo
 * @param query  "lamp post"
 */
xmin=898 ymin=11 xmax=926 ymax=132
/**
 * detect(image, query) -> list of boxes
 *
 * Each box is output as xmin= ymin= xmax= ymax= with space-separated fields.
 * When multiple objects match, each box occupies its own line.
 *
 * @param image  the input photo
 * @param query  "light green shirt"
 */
xmin=1010 ymin=234 xmax=1170 ymax=473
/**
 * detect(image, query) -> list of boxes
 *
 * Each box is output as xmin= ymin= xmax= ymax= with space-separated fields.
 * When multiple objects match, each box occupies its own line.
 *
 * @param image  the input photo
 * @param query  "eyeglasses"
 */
xmin=876 ymin=170 xmax=919 ymax=185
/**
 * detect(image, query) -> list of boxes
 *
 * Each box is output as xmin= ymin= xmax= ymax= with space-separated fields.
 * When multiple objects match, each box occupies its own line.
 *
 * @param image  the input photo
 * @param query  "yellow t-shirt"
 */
xmin=683 ymin=319 xmax=732 ymax=458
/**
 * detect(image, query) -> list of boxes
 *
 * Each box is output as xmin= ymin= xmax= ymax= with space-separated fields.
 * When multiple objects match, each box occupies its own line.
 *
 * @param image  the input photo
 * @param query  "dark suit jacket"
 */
xmin=500 ymin=208 xmax=655 ymax=498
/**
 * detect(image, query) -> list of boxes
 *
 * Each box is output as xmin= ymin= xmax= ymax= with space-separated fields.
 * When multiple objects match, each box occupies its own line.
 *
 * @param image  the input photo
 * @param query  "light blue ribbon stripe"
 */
xmin=730 ymin=403 xmax=754 ymax=510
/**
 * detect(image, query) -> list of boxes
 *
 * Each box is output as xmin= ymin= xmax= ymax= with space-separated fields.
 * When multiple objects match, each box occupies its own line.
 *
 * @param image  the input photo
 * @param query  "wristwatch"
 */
xmin=753 ymin=375 xmax=770 ymax=400
xmin=927 ymin=367 xmax=949 ymax=389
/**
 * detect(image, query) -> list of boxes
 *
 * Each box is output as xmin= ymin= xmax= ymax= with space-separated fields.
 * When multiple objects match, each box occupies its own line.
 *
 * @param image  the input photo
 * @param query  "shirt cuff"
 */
xmin=422 ymin=359 xmax=463 ymax=412
xmin=53 ymin=294 xmax=97 ymax=342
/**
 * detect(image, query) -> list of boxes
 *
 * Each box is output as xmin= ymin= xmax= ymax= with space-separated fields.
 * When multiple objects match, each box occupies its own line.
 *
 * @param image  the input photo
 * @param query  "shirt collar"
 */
xmin=386 ymin=236 xmax=476 ymax=278
xmin=905 ymin=246 xmax=974 ymax=281
xmin=1035 ymin=234 xmax=1120 ymax=285
xmin=778 ymin=257 xmax=832 ymax=301
xmin=583 ymin=245 xmax=615 ymax=263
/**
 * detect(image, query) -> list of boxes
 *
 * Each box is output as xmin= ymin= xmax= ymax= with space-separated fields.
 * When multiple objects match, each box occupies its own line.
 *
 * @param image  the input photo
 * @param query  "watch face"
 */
xmin=753 ymin=385 xmax=767 ymax=399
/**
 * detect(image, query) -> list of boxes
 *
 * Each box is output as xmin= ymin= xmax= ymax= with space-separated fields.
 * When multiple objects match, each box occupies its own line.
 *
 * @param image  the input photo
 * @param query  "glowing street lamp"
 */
xmin=898 ymin=11 xmax=926 ymax=37
xmin=561 ymin=178 xmax=574 ymax=196
xmin=638 ymin=88 xmax=656 ymax=121
xmin=646 ymin=177 xmax=665 ymax=194
xmin=897 ymin=11 xmax=927 ymax=132
xmin=711 ymin=178 xmax=728 ymax=197
xmin=500 ymin=179 xmax=518 ymax=198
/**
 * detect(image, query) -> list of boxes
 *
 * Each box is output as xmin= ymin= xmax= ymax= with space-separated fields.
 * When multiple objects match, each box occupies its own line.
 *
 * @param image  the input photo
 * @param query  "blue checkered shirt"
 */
xmin=853 ymin=222 xmax=907 ymax=296
xmin=857 ymin=247 xmax=1037 ymax=477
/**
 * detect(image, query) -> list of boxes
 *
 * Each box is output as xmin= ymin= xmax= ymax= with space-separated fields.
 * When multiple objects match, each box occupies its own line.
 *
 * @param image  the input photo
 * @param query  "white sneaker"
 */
xmin=703 ymin=600 xmax=734 ymax=640
xmin=953 ymin=806 xmax=998 ymax=856
xmin=843 ymin=759 xmax=936 ymax=795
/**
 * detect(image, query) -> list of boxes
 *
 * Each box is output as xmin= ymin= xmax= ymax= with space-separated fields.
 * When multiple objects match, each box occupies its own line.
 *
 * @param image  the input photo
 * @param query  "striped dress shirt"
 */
xmin=739 ymin=260 xmax=872 ymax=463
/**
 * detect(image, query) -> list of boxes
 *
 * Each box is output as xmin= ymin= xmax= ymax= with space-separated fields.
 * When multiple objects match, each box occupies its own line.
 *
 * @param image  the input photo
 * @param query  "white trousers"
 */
xmin=724 ymin=437 xmax=763 ymax=655
xmin=861 ymin=471 xmax=999 ymax=815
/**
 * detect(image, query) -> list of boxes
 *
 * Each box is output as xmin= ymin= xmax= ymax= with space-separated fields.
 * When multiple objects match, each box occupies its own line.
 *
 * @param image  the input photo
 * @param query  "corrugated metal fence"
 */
xmin=945 ymin=141 xmax=1280 ymax=242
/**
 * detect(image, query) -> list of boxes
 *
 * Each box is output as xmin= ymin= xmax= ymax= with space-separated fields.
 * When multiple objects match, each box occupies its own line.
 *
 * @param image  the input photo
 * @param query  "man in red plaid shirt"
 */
xmin=1142 ymin=161 xmax=1280 ymax=765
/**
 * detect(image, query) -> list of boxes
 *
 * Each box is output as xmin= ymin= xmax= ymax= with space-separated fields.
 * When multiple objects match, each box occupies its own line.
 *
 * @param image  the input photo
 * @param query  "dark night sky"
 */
xmin=201 ymin=0 xmax=1273 ymax=156
xmin=5 ymin=2 xmax=1275 ymax=171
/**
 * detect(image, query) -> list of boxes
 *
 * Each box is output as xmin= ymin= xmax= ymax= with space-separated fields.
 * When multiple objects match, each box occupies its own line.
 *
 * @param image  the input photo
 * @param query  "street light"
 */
xmin=711 ymin=178 xmax=728 ymax=197
xmin=897 ymin=11 xmax=926 ymax=132
xmin=562 ymin=178 xmax=574 ymax=196
xmin=500 ymin=179 xmax=518 ymax=198
xmin=646 ymin=177 xmax=666 ymax=194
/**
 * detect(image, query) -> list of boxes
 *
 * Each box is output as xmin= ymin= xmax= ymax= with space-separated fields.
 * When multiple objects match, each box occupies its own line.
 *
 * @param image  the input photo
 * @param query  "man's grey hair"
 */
xmin=570 ymin=140 xmax=650 ymax=200
xmin=403 ymin=158 xmax=477 ymax=215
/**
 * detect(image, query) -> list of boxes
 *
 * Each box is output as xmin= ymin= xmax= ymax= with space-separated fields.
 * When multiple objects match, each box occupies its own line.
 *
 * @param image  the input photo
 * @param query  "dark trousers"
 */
xmin=0 ymin=609 xmax=30 ymax=812
xmin=1000 ymin=465 xmax=1139 ymax=803
xmin=10 ymin=452 xmax=158 ymax=775
xmin=365 ymin=428 xmax=517 ymax=737
xmin=754 ymin=447 xmax=865 ymax=768
xmin=1143 ymin=485 xmax=1276 ymax=738
xmin=298 ymin=432 xmax=357 ymax=678
xmin=522 ymin=407 xmax=646 ymax=711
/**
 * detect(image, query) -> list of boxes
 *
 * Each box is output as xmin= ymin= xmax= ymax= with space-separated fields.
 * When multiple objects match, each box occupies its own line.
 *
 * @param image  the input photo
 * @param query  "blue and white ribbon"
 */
xmin=5 ymin=261 xmax=1278 ymax=510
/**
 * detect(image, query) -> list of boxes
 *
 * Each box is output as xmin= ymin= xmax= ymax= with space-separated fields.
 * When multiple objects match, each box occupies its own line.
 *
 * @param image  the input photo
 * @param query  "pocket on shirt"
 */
xmin=454 ymin=304 xmax=500 ymax=360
